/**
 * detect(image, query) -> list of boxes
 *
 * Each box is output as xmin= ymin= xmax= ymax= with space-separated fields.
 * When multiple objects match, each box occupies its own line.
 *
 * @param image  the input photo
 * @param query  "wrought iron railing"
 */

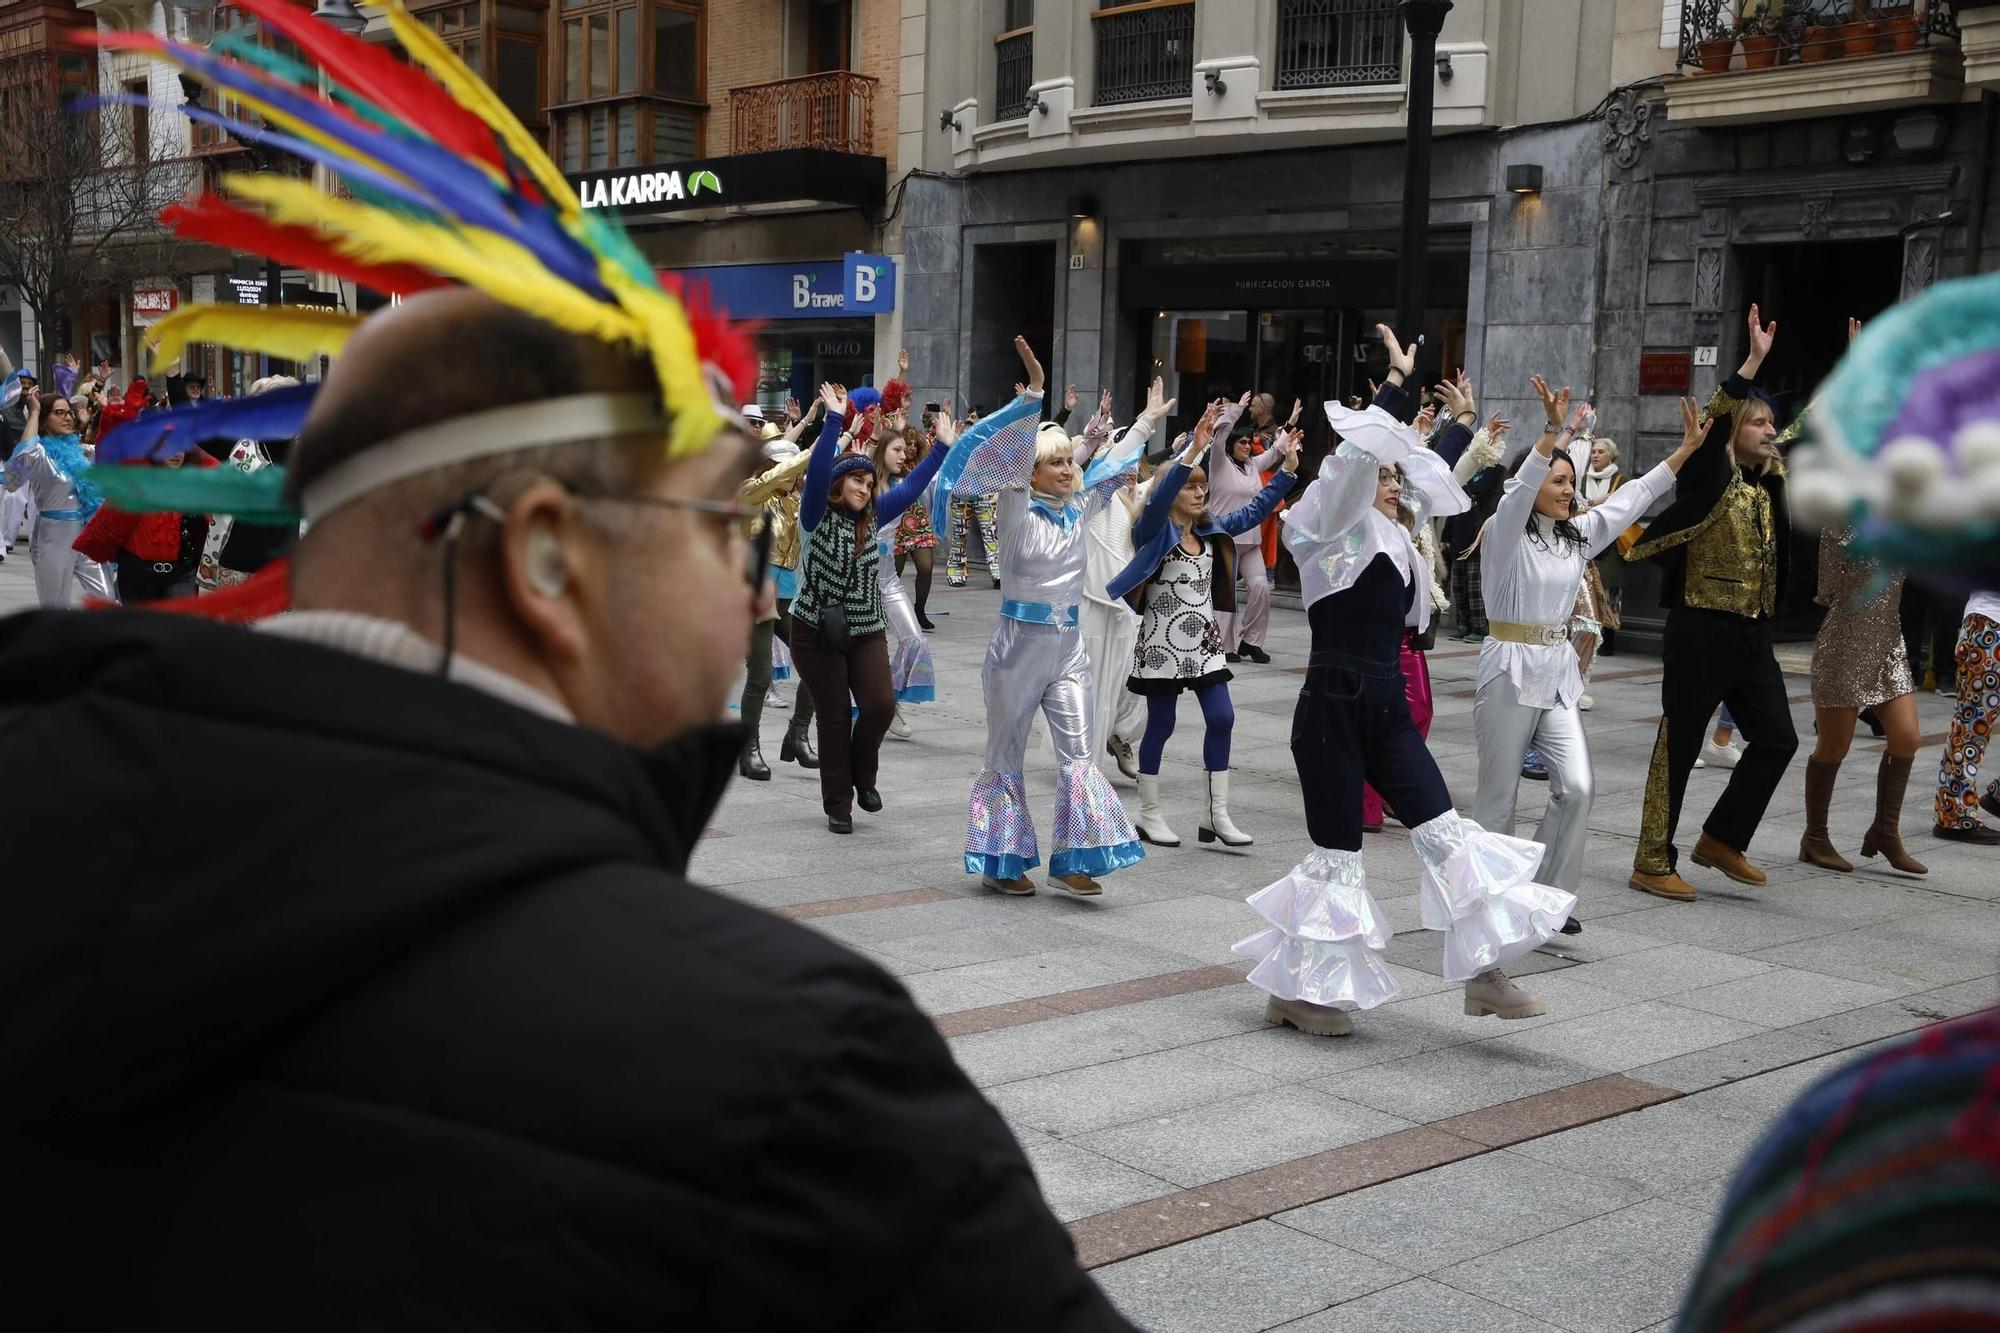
xmin=1093 ymin=2 xmax=1195 ymax=107
xmin=1676 ymin=0 xmax=1957 ymax=74
xmin=995 ymin=30 xmax=1034 ymax=120
xmin=1275 ymin=0 xmax=1403 ymax=88
xmin=729 ymin=70 xmax=877 ymax=155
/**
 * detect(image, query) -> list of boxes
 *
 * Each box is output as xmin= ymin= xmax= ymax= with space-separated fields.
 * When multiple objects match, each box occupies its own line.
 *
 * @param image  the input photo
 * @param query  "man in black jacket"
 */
xmin=1624 ymin=305 xmax=1799 ymax=901
xmin=0 ymin=291 xmax=1136 ymax=1331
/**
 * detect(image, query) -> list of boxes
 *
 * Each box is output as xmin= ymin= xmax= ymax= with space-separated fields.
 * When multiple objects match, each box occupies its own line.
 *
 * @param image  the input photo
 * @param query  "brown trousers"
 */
xmin=788 ymin=618 xmax=896 ymax=816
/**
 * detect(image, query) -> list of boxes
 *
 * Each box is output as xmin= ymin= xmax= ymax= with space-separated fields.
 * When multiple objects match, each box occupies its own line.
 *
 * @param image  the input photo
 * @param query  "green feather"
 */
xmin=91 ymin=465 xmax=300 ymax=526
xmin=578 ymin=210 xmax=655 ymax=290
xmin=210 ymin=31 xmax=412 ymax=138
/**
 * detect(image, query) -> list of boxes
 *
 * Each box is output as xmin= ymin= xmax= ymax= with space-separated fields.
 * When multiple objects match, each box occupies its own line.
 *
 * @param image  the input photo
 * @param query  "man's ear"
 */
xmin=498 ymin=481 xmax=590 ymax=661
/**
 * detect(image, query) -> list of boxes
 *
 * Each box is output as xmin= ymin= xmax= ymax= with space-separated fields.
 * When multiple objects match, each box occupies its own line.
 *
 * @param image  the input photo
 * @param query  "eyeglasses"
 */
xmin=47 ymin=406 xmax=74 ymax=416
xmin=564 ymin=489 xmax=772 ymax=589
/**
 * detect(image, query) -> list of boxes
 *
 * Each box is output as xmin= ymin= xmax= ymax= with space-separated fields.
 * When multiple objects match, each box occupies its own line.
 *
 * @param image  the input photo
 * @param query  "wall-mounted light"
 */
xmin=1203 ymin=68 xmax=1227 ymax=96
xmin=1505 ymin=163 xmax=1543 ymax=195
xmin=1436 ymin=52 xmax=1454 ymax=84
xmin=938 ymin=109 xmax=960 ymax=134
xmin=311 ymin=0 xmax=367 ymax=37
xmin=1024 ymin=90 xmax=1048 ymax=116
xmin=1068 ymin=192 xmax=1100 ymax=220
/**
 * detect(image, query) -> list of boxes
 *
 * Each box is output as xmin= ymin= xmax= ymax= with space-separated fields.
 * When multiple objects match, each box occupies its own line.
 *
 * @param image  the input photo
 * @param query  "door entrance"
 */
xmin=1734 ymin=237 xmax=1903 ymax=637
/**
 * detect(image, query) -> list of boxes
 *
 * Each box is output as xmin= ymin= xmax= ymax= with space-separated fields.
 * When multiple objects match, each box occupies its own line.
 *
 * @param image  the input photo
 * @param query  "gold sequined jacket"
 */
xmin=1625 ymin=375 xmax=1790 ymax=619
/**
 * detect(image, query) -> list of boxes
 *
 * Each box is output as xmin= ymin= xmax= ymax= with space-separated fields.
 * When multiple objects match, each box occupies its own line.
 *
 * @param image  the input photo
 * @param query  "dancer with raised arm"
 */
xmin=1234 ymin=341 xmax=1575 ymax=1037
xmin=1470 ymin=380 xmax=1703 ymax=929
xmin=934 ymin=337 xmax=1147 ymax=897
xmin=1112 ymin=402 xmax=1300 ymax=848
xmin=1082 ymin=386 xmax=1169 ymax=785
xmin=1625 ymin=306 xmax=1800 ymax=900
xmin=871 ymin=415 xmax=951 ymax=738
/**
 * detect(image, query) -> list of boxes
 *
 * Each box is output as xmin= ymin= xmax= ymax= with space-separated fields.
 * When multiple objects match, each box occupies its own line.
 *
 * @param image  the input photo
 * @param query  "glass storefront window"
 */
xmin=751 ymin=320 xmax=875 ymax=413
xmin=1149 ymin=310 xmax=1251 ymax=448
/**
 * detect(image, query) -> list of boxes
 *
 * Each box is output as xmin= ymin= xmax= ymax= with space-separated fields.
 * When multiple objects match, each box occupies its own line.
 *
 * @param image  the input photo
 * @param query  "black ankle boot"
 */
xmin=780 ymin=722 xmax=819 ymax=770
xmin=739 ymin=737 xmax=771 ymax=781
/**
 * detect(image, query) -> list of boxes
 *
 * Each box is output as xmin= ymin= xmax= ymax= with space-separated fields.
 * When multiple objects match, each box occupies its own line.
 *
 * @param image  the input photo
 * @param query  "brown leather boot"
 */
xmin=1799 ymin=756 xmax=1853 ymax=872
xmin=1860 ymin=754 xmax=1929 ymax=874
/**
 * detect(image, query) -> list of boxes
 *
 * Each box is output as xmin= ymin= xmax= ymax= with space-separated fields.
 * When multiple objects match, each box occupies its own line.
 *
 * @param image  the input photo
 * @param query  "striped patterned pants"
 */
xmin=946 ymin=494 xmax=1001 ymax=584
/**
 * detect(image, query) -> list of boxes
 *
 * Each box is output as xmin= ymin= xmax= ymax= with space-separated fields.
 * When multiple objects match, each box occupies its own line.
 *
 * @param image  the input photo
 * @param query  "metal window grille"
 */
xmin=1275 ymin=0 xmax=1403 ymax=90
xmin=1094 ymin=2 xmax=1195 ymax=107
xmin=995 ymin=31 xmax=1034 ymax=120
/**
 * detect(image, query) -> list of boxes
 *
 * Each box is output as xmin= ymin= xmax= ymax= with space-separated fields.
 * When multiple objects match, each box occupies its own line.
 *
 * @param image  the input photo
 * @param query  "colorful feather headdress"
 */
xmin=79 ymin=0 xmax=755 ymax=520
xmin=1793 ymin=270 xmax=2000 ymax=583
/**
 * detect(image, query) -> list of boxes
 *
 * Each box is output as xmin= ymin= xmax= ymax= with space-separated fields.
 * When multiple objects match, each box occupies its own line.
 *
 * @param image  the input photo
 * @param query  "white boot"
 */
xmin=889 ymin=704 xmax=913 ymax=739
xmin=1199 ymin=770 xmax=1253 ymax=847
xmin=1133 ymin=774 xmax=1179 ymax=847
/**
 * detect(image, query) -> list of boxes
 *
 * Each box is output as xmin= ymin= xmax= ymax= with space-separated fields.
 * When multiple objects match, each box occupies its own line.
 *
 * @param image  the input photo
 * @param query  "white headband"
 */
xmin=299 ymin=392 xmax=666 ymax=522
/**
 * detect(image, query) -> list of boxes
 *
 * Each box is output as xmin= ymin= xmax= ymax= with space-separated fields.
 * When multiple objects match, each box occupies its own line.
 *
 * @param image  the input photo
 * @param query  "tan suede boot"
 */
xmin=1860 ymin=754 xmax=1929 ymax=874
xmin=1799 ymin=756 xmax=1853 ymax=872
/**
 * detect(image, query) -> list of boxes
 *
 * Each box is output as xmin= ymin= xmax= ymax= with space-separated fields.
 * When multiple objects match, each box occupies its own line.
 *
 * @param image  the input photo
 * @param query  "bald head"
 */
xmin=286 ymin=289 xmax=658 ymax=505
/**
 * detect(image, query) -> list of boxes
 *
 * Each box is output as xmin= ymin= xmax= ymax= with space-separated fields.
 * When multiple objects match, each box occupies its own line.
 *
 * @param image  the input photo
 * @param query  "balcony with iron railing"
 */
xmin=729 ymin=70 xmax=877 ymax=156
xmin=1666 ymin=1 xmax=1963 ymax=125
xmin=1275 ymin=0 xmax=1403 ymax=88
xmin=1093 ymin=1 xmax=1195 ymax=107
xmin=994 ymin=28 xmax=1034 ymax=120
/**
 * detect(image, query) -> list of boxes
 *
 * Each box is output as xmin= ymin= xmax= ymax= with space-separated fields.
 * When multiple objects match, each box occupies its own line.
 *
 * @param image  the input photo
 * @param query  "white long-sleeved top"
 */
xmin=1281 ymin=403 xmax=1470 ymax=629
xmin=1475 ymin=448 xmax=1674 ymax=709
xmin=1083 ymin=419 xmax=1155 ymax=611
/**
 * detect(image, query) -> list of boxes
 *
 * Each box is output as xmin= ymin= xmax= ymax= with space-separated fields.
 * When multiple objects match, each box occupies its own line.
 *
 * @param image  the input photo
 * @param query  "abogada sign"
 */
xmin=580 ymin=168 xmax=721 ymax=210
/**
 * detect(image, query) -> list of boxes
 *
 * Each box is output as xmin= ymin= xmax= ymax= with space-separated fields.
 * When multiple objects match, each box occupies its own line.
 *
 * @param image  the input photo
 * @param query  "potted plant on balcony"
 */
xmin=1877 ymin=1 xmax=1922 ymax=49
xmin=1792 ymin=0 xmax=1843 ymax=61
xmin=1739 ymin=10 xmax=1787 ymax=67
xmin=1695 ymin=22 xmax=1738 ymax=73
xmin=1842 ymin=0 xmax=1887 ymax=55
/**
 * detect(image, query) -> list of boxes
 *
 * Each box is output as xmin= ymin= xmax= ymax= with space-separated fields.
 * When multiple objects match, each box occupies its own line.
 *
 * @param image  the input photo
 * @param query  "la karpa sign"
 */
xmin=580 ymin=168 xmax=722 ymax=210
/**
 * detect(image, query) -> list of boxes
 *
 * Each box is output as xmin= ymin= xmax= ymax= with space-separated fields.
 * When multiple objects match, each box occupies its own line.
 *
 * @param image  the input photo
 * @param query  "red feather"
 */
xmin=227 ymin=0 xmax=502 ymax=171
xmin=162 ymin=197 xmax=449 ymax=299
xmin=659 ymin=274 xmax=761 ymax=405
xmin=94 ymin=560 xmax=294 ymax=623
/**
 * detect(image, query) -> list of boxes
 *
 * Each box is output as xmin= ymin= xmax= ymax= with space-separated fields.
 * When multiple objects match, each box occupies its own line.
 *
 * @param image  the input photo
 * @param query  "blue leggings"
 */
xmin=1139 ymin=680 xmax=1234 ymax=775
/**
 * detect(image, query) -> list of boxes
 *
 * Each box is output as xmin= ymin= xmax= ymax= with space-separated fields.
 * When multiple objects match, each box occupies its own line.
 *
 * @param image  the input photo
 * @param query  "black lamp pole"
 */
xmin=1396 ymin=0 xmax=1453 ymax=360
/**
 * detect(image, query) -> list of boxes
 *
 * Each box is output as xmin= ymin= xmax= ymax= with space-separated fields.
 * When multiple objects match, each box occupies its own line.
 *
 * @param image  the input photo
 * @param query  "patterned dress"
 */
xmin=1130 ymin=543 xmax=1230 ymax=693
xmin=894 ymin=496 xmax=936 ymax=553
xmin=1811 ymin=526 xmax=1914 ymax=711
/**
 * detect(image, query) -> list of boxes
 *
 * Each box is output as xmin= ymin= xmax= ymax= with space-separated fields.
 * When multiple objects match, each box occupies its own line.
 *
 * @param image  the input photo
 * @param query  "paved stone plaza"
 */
xmin=696 ymin=581 xmax=1999 ymax=1333
xmin=8 ymin=550 xmax=1995 ymax=1331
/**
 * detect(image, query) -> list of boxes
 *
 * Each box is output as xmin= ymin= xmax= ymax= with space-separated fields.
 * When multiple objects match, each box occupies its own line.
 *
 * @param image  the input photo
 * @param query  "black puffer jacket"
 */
xmin=0 ymin=610 xmax=1134 ymax=1332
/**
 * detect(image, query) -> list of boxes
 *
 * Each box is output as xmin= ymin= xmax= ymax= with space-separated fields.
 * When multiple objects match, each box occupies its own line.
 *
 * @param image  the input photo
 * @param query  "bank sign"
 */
xmin=663 ymin=253 xmax=896 ymax=320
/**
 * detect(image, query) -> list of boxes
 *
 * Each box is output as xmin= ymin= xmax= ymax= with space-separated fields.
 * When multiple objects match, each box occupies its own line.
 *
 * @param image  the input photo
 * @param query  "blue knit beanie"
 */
xmin=829 ymin=451 xmax=876 ymax=489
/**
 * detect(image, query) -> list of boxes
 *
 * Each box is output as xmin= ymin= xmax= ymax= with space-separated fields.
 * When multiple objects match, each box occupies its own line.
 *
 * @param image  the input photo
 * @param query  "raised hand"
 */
xmin=933 ymin=398 xmax=958 ymax=446
xmin=1288 ymin=397 xmax=1303 ymax=427
xmin=1378 ymin=324 xmax=1417 ymax=384
xmin=1014 ymin=382 xmax=1026 ymax=399
xmin=1064 ymin=383 xmax=1078 ymax=412
xmin=1435 ymin=369 xmax=1476 ymax=421
xmin=1565 ymin=400 xmax=1593 ymax=437
xmin=1237 ymin=390 xmax=1252 ymax=410
xmin=1099 ymin=387 xmax=1113 ymax=417
xmin=1413 ymin=403 xmax=1438 ymax=438
xmin=1744 ymin=303 xmax=1777 ymax=372
xmin=1663 ymin=395 xmax=1706 ymax=476
xmin=898 ymin=347 xmax=910 ymax=375
xmin=1847 ymin=316 xmax=1861 ymax=345
xmin=1529 ymin=375 xmax=1571 ymax=430
xmin=1191 ymin=399 xmax=1225 ymax=454
xmin=1276 ymin=428 xmax=1303 ymax=470
xmin=820 ymin=381 xmax=847 ymax=416
xmin=1014 ymin=335 xmax=1046 ymax=393
xmin=1141 ymin=376 xmax=1175 ymax=424
xmin=1485 ymin=412 xmax=1511 ymax=438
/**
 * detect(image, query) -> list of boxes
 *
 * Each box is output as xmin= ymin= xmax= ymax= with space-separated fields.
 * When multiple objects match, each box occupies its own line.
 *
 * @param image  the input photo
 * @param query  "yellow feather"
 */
xmin=369 ymin=0 xmax=581 ymax=219
xmin=598 ymin=264 xmax=724 ymax=458
xmin=222 ymin=174 xmax=645 ymax=348
xmin=145 ymin=305 xmax=361 ymax=374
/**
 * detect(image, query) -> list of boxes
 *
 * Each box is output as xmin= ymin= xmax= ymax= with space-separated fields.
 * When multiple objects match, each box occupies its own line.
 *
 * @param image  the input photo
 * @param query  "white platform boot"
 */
xmin=1199 ymin=770 xmax=1253 ymax=847
xmin=1133 ymin=774 xmax=1180 ymax=847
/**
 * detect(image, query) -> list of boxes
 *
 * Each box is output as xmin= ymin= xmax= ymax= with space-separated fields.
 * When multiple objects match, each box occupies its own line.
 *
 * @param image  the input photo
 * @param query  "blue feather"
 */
xmin=145 ymin=41 xmax=610 ymax=299
xmin=94 ymin=384 xmax=319 ymax=465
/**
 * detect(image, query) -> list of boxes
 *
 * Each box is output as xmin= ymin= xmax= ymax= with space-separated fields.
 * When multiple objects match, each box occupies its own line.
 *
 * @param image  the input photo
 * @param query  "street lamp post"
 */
xmin=1395 ymin=0 xmax=1453 ymax=361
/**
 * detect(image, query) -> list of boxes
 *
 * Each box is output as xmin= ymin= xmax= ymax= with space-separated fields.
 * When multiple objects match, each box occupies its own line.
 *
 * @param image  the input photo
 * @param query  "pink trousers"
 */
xmin=1362 ymin=636 xmax=1433 ymax=827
